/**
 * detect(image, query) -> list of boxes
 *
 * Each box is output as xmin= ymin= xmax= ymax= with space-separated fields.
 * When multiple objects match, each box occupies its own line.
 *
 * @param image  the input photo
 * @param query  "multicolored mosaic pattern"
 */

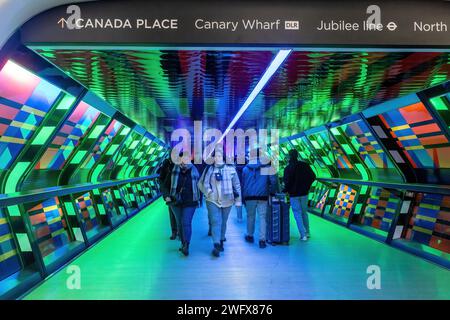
xmin=329 ymin=125 xmax=370 ymax=180
xmin=291 ymin=136 xmax=331 ymax=178
xmin=101 ymin=189 xmax=120 ymax=220
xmin=306 ymin=131 xmax=337 ymax=177
xmin=0 ymin=60 xmax=61 ymax=170
xmin=308 ymin=181 xmax=329 ymax=211
xmin=112 ymin=188 xmax=129 ymax=216
xmin=27 ymin=197 xmax=71 ymax=258
xmin=343 ymin=119 xmax=395 ymax=170
xmin=0 ymin=208 xmax=21 ymax=281
xmin=119 ymin=185 xmax=136 ymax=211
xmin=332 ymin=184 xmax=357 ymax=218
xmin=74 ymin=193 xmax=98 ymax=232
xmin=375 ymin=102 xmax=450 ymax=169
xmin=316 ymin=191 xmax=329 ymax=211
xmin=36 ymin=101 xmax=100 ymax=170
xmin=107 ymin=132 xmax=138 ymax=173
xmin=362 ymin=188 xmax=400 ymax=232
xmin=405 ymin=193 xmax=450 ymax=254
xmin=81 ymin=119 xmax=123 ymax=170
xmin=35 ymin=50 xmax=450 ymax=140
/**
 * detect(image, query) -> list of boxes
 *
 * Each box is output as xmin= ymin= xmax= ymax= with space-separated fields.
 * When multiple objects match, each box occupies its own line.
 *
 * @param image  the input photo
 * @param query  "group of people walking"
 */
xmin=157 ymin=147 xmax=316 ymax=258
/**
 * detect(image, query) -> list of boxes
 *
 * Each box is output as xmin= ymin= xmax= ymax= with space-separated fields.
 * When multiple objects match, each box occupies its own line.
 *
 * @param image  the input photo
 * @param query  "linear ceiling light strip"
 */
xmin=216 ymin=49 xmax=292 ymax=145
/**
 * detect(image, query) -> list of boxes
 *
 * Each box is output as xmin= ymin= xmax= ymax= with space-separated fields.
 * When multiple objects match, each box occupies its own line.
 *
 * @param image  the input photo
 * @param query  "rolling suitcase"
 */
xmin=267 ymin=193 xmax=290 ymax=245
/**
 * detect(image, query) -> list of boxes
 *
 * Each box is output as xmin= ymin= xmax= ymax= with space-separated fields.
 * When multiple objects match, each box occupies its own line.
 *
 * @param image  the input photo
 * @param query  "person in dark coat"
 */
xmin=283 ymin=149 xmax=316 ymax=241
xmin=157 ymin=156 xmax=178 ymax=240
xmin=167 ymin=158 xmax=201 ymax=256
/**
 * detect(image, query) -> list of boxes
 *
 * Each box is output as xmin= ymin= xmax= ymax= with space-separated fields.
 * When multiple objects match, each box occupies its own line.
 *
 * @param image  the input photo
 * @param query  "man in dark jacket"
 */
xmin=157 ymin=156 xmax=178 ymax=240
xmin=242 ymin=158 xmax=278 ymax=248
xmin=283 ymin=149 xmax=316 ymax=241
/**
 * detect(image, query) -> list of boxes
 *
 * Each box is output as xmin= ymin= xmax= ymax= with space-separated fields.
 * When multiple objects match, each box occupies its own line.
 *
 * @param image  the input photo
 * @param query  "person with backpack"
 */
xmin=242 ymin=151 xmax=278 ymax=248
xmin=198 ymin=147 xmax=242 ymax=257
xmin=157 ymin=155 xmax=178 ymax=240
xmin=166 ymin=156 xmax=201 ymax=256
xmin=283 ymin=149 xmax=316 ymax=241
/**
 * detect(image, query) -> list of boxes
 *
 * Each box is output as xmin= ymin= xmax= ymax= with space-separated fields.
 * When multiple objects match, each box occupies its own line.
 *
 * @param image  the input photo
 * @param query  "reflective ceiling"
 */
xmin=34 ymin=49 xmax=450 ymax=141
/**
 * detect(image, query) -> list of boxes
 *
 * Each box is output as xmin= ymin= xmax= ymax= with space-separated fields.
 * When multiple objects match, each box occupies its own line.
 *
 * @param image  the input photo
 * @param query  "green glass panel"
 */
xmin=430 ymin=96 xmax=447 ymax=111
xmin=70 ymin=150 xmax=88 ymax=164
xmin=8 ymin=205 xmax=21 ymax=217
xmin=88 ymin=125 xmax=106 ymax=139
xmin=31 ymin=126 xmax=56 ymax=145
xmin=56 ymin=94 xmax=76 ymax=110
xmin=64 ymin=202 xmax=77 ymax=216
xmin=5 ymin=162 xmax=30 ymax=194
xmin=16 ymin=233 xmax=32 ymax=252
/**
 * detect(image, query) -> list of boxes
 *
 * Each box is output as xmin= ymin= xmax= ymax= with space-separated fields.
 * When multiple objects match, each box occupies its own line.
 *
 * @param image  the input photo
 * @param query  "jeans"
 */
xmin=206 ymin=201 xmax=232 ymax=244
xmin=290 ymin=196 xmax=310 ymax=238
xmin=245 ymin=200 xmax=268 ymax=241
xmin=168 ymin=206 xmax=177 ymax=235
xmin=236 ymin=205 xmax=243 ymax=220
xmin=171 ymin=205 xmax=196 ymax=243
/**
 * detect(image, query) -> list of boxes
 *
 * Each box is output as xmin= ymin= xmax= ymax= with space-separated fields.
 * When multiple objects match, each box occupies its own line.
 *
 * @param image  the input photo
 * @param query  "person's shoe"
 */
xmin=212 ymin=243 xmax=221 ymax=257
xmin=181 ymin=243 xmax=189 ymax=256
xmin=306 ymin=233 xmax=311 ymax=238
xmin=245 ymin=235 xmax=254 ymax=243
xmin=179 ymin=241 xmax=184 ymax=251
xmin=259 ymin=240 xmax=267 ymax=249
xmin=300 ymin=236 xmax=308 ymax=241
xmin=219 ymin=240 xmax=225 ymax=252
xmin=170 ymin=233 xmax=177 ymax=240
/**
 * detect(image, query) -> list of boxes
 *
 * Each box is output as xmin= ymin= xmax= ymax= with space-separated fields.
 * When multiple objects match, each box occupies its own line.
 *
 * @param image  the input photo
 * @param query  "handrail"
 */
xmin=0 ymin=174 xmax=159 ymax=208
xmin=317 ymin=177 xmax=450 ymax=195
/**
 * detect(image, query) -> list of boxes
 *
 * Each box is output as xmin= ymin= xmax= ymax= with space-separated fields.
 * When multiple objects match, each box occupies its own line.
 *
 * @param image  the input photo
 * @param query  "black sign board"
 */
xmin=20 ymin=0 xmax=450 ymax=49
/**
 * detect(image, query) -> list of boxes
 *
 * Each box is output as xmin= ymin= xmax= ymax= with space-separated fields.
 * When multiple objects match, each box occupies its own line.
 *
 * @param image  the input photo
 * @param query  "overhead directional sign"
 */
xmin=20 ymin=0 xmax=450 ymax=48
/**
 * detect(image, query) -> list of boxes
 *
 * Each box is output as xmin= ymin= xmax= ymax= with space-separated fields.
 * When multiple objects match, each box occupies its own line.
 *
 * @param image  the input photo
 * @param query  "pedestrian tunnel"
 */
xmin=0 ymin=0 xmax=449 ymax=300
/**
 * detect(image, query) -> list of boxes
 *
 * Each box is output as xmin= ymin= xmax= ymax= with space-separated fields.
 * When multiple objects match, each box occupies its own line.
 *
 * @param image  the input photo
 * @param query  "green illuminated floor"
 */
xmin=25 ymin=198 xmax=450 ymax=300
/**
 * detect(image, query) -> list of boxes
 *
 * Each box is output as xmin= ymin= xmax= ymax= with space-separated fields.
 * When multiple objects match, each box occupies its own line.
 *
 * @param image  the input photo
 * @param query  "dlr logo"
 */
xmin=366 ymin=265 xmax=381 ymax=290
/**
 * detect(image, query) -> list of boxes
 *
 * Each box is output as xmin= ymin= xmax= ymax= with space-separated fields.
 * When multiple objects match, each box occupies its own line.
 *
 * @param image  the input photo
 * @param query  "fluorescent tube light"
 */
xmin=216 ymin=49 xmax=291 ymax=146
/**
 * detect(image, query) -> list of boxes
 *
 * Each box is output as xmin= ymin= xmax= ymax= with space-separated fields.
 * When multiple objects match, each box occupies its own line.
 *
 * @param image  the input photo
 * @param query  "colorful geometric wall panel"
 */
xmin=0 ymin=208 xmax=21 ymax=281
xmin=74 ymin=193 xmax=98 ymax=232
xmin=329 ymin=126 xmax=369 ymax=180
xmin=308 ymin=181 xmax=330 ymax=212
xmin=291 ymin=136 xmax=331 ymax=178
xmin=132 ymin=184 xmax=146 ymax=206
xmin=36 ymin=101 xmax=100 ymax=170
xmin=405 ymin=193 xmax=450 ymax=254
xmin=106 ymin=132 xmax=135 ymax=173
xmin=81 ymin=120 xmax=123 ymax=170
xmin=112 ymin=189 xmax=129 ymax=216
xmin=101 ymin=189 xmax=121 ymax=221
xmin=316 ymin=190 xmax=329 ymax=212
xmin=362 ymin=188 xmax=401 ymax=232
xmin=332 ymin=184 xmax=357 ymax=219
xmin=343 ymin=119 xmax=395 ymax=170
xmin=429 ymin=94 xmax=450 ymax=128
xmin=27 ymin=197 xmax=71 ymax=258
xmin=306 ymin=131 xmax=338 ymax=177
xmin=119 ymin=185 xmax=136 ymax=211
xmin=374 ymin=102 xmax=450 ymax=169
xmin=0 ymin=60 xmax=61 ymax=170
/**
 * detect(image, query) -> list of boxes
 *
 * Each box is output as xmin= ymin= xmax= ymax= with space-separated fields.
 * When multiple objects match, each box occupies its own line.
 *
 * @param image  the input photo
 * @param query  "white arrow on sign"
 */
xmin=58 ymin=18 xmax=67 ymax=28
